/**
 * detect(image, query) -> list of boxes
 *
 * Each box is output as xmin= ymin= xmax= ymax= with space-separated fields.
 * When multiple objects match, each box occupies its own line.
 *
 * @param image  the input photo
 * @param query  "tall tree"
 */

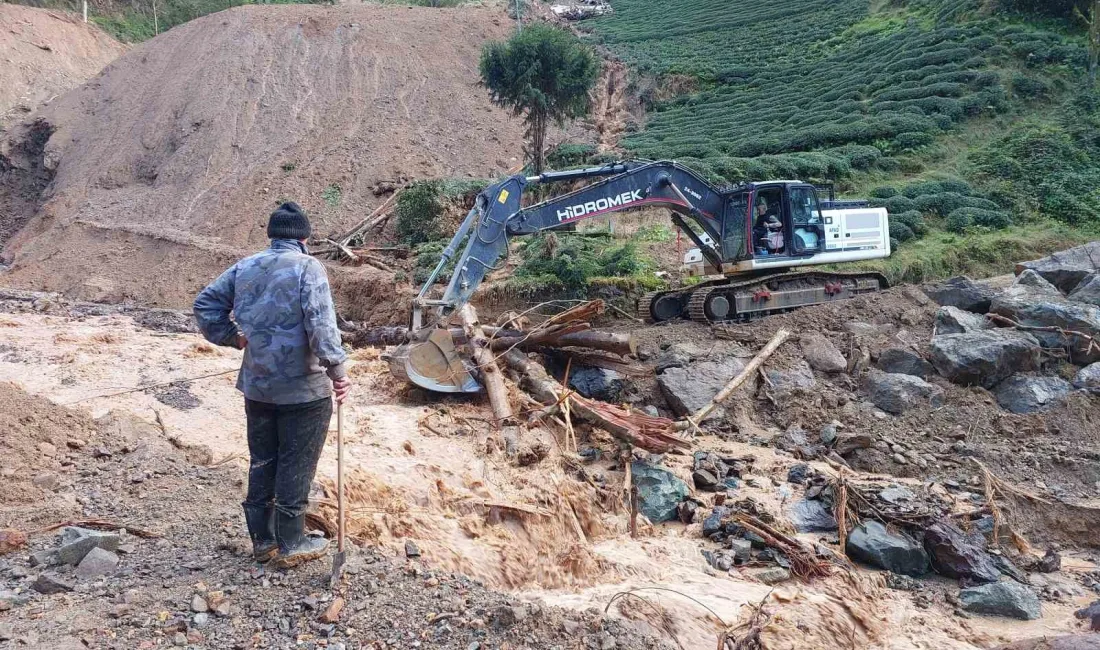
xmin=1077 ymin=0 xmax=1100 ymax=86
xmin=480 ymin=24 xmax=600 ymax=173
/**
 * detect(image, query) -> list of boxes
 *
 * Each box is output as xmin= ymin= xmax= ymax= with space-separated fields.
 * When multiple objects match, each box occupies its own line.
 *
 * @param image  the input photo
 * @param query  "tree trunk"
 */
xmin=527 ymin=110 xmax=547 ymax=174
xmin=459 ymin=305 xmax=514 ymax=426
xmin=1092 ymin=0 xmax=1100 ymax=87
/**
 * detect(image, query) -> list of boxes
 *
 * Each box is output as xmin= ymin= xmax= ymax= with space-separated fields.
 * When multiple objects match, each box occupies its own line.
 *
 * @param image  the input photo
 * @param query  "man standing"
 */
xmin=194 ymin=202 xmax=351 ymax=569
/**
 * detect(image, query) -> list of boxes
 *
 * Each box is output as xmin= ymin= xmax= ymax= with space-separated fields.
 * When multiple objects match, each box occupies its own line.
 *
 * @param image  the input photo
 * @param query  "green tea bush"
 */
xmin=948 ymin=207 xmax=1012 ymax=230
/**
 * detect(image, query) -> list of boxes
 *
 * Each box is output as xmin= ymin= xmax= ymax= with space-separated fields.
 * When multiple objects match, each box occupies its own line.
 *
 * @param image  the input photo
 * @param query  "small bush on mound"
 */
xmin=892 ymin=210 xmax=928 ymax=237
xmin=890 ymin=220 xmax=917 ymax=243
xmin=395 ymin=181 xmax=446 ymax=246
xmin=946 ymin=207 xmax=1012 ymax=232
xmin=513 ymin=233 xmax=659 ymax=292
xmin=913 ymin=192 xmax=966 ymax=217
xmin=547 ymin=143 xmax=599 ymax=169
xmin=870 ymin=186 xmax=899 ymax=199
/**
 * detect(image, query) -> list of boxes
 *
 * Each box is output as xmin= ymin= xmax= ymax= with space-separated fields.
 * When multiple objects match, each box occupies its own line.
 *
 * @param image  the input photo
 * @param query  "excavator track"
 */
xmin=637 ymin=282 xmax=727 ymax=323
xmin=687 ymin=271 xmax=889 ymax=324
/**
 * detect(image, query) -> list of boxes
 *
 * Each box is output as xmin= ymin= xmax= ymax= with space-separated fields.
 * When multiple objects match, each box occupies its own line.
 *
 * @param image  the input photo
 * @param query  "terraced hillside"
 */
xmin=582 ymin=0 xmax=1100 ymax=282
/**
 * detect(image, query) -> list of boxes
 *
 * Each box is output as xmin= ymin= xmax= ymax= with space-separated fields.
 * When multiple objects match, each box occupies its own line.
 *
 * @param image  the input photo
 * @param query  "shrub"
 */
xmin=948 ymin=207 xmax=1011 ymax=230
xmin=889 ymin=220 xmax=917 ymax=242
xmin=914 ymin=192 xmax=966 ymax=217
xmin=395 ymin=181 xmax=445 ymax=246
xmin=1011 ymin=73 xmax=1049 ymax=100
xmin=870 ymin=186 xmax=899 ymax=199
xmin=892 ymin=210 xmax=928 ymax=236
xmin=893 ymin=132 xmax=935 ymax=150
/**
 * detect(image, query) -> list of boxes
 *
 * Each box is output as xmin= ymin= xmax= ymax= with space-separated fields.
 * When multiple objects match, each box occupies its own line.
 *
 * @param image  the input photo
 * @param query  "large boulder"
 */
xmin=1070 ymin=272 xmax=1100 ymax=307
xmin=934 ymin=306 xmax=991 ymax=335
xmin=994 ymin=375 xmax=1073 ymax=414
xmin=929 ymin=330 xmax=1041 ymax=388
xmin=875 ymin=348 xmax=935 ymax=378
xmin=846 ymin=521 xmax=930 ymax=577
xmin=787 ymin=498 xmax=837 ymax=533
xmin=631 ymin=461 xmax=689 ymax=524
xmin=864 ymin=372 xmax=945 ymax=415
xmin=991 ymin=298 xmax=1100 ymax=365
xmin=1075 ymin=363 xmax=1100 ymax=393
xmin=960 ymin=581 xmax=1042 ymax=620
xmin=923 ymin=520 xmax=1001 ymax=583
xmin=765 ymin=359 xmax=817 ymax=398
xmin=1014 ymin=268 xmax=1062 ymax=292
xmin=658 ymin=357 xmax=752 ymax=420
xmin=800 ymin=334 xmax=847 ymax=373
xmin=1016 ymin=242 xmax=1100 ymax=294
xmin=923 ymin=276 xmax=996 ymax=314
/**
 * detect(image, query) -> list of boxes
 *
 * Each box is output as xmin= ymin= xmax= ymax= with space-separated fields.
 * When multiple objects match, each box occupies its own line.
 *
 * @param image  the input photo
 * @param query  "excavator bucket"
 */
xmin=388 ymin=328 xmax=481 ymax=393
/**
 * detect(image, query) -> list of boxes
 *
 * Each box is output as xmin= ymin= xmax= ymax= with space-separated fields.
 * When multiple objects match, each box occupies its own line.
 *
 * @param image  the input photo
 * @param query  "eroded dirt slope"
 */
xmin=0 ymin=4 xmax=529 ymax=309
xmin=0 ymin=4 xmax=125 ymax=129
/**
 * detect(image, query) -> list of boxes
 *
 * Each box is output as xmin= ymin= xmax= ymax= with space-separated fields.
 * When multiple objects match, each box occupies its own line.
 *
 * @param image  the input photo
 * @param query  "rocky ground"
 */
xmin=0 ymin=384 xmax=669 ymax=650
xmin=3 ymin=244 xmax=1100 ymax=649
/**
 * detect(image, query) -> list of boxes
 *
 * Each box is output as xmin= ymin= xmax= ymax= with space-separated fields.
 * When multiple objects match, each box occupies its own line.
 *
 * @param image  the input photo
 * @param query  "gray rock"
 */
xmin=876 ymin=348 xmax=935 ymax=378
xmin=834 ymin=433 xmax=874 ymax=456
xmin=994 ymin=375 xmax=1073 ymax=414
xmin=191 ymin=594 xmax=208 ymax=613
xmin=31 ymin=574 xmax=74 ymax=595
xmin=1074 ymin=362 xmax=1100 ymax=393
xmin=1016 ymin=242 xmax=1100 ymax=294
xmin=654 ymin=342 xmax=706 ymax=373
xmin=1015 ymin=268 xmax=1062 ymax=292
xmin=924 ymin=276 xmax=996 ymax=314
xmin=193 ymin=612 xmax=210 ymax=628
xmin=75 ymin=547 xmax=119 ymax=578
xmin=29 ymin=549 xmax=59 ymax=567
xmin=787 ymin=463 xmax=811 ymax=484
xmin=56 ymin=527 xmax=120 ymax=566
xmin=729 ymin=539 xmax=752 ymax=565
xmin=658 ymin=357 xmax=752 ymax=420
xmin=846 ymin=521 xmax=930 ymax=577
xmin=631 ymin=461 xmax=689 ymax=523
xmin=567 ymin=367 xmax=626 ymax=403
xmin=923 ymin=520 xmax=1001 ymax=583
xmin=788 ymin=499 xmax=837 ymax=533
xmin=404 ymin=540 xmax=420 ymax=558
xmin=1070 ymin=272 xmax=1100 ymax=306
xmin=993 ymin=300 xmax=1100 ymax=364
xmin=934 ymin=306 xmax=991 ymax=336
xmin=960 ymin=581 xmax=1041 ymax=620
xmin=864 ymin=371 xmax=945 ymax=415
xmin=800 ymin=334 xmax=847 ymax=373
xmin=0 ymin=624 xmax=10 ymax=641
xmin=929 ymin=330 xmax=1041 ymax=388
xmin=765 ymin=359 xmax=817 ymax=397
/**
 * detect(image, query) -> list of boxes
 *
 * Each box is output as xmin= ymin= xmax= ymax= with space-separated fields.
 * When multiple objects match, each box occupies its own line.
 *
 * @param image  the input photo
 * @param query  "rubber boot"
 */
xmin=243 ymin=504 xmax=278 ymax=563
xmin=271 ymin=511 xmax=329 ymax=569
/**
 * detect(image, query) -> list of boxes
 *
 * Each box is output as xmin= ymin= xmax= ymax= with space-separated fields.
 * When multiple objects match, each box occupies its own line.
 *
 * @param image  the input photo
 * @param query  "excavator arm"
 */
xmin=411 ymin=160 xmax=730 ymax=332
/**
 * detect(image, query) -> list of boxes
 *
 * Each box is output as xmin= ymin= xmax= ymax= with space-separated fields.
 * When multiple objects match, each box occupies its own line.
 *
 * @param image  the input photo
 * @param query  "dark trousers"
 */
xmin=243 ymin=396 xmax=332 ymax=519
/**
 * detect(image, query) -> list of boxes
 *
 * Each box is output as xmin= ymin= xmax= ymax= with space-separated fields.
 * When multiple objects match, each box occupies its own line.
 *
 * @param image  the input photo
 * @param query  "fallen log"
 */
xmin=487 ymin=326 xmax=636 ymax=357
xmin=347 ymin=324 xmax=636 ymax=357
xmin=460 ymin=305 xmax=514 ymax=427
xmin=674 ymin=329 xmax=790 ymax=432
xmin=335 ymin=190 xmax=401 ymax=245
xmin=505 ymin=349 xmax=690 ymax=454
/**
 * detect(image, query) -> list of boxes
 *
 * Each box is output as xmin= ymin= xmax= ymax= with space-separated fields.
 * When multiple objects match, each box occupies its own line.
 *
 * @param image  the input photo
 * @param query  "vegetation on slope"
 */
xmin=577 ymin=0 xmax=1100 ymax=280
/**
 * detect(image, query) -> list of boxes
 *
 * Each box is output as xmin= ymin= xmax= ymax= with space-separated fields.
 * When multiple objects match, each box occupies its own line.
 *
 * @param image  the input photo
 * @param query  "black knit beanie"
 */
xmin=267 ymin=202 xmax=311 ymax=240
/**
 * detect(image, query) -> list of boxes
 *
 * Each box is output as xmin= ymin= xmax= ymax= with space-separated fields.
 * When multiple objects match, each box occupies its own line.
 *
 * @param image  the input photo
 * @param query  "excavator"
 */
xmin=393 ymin=159 xmax=891 ymax=393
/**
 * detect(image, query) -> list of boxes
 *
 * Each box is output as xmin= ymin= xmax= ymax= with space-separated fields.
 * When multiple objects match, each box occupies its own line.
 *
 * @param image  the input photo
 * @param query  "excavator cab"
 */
xmin=744 ymin=182 xmax=826 ymax=260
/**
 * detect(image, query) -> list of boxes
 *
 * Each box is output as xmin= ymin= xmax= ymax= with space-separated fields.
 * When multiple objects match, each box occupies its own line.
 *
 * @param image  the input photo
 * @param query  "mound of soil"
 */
xmin=0 ymin=381 xmax=98 ymax=526
xmin=0 ymin=4 xmax=125 ymax=129
xmin=1 ymin=4 xmax=532 ymax=313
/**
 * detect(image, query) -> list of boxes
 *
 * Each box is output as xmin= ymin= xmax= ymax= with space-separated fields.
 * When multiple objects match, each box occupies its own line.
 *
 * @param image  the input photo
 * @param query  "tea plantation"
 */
xmin=581 ymin=0 xmax=1100 ymax=276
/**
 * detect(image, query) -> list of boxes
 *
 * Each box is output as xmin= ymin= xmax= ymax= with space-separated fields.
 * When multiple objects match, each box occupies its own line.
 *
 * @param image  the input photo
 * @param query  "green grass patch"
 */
xmin=846 ymin=220 xmax=1098 ymax=285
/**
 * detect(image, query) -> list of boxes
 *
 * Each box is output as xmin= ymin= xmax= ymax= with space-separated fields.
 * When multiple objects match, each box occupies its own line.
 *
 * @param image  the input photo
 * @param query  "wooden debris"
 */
xmin=30 ymin=519 xmax=162 ymax=539
xmin=504 ymin=349 xmax=690 ymax=454
xmin=318 ymin=597 xmax=345 ymax=623
xmin=460 ymin=305 xmax=514 ymax=427
xmin=730 ymin=513 xmax=833 ymax=580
